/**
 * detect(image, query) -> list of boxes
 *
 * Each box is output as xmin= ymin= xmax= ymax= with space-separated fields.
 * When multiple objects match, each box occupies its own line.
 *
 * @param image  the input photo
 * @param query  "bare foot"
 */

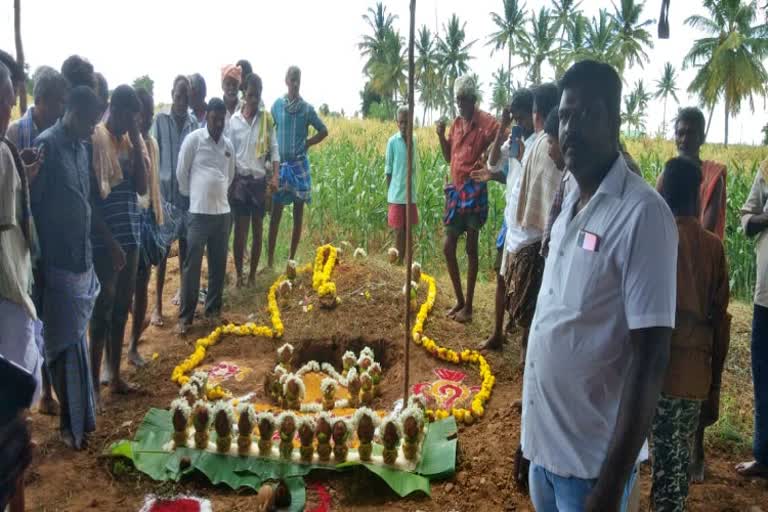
xmin=38 ymin=395 xmax=59 ymax=416
xmin=453 ymin=306 xmax=473 ymax=324
xmin=446 ymin=303 xmax=464 ymax=318
xmin=478 ymin=333 xmax=505 ymax=350
xmin=110 ymin=378 xmax=140 ymax=395
xmin=150 ymin=308 xmax=164 ymax=327
xmin=736 ymin=460 xmax=768 ymax=478
xmin=689 ymin=458 xmax=705 ymax=483
xmin=175 ymin=322 xmax=189 ymax=336
xmin=93 ymin=391 xmax=103 ymax=414
xmin=60 ymin=429 xmax=77 ymax=449
xmin=128 ymin=350 xmax=147 ymax=368
xmin=100 ymin=365 xmax=112 ymax=386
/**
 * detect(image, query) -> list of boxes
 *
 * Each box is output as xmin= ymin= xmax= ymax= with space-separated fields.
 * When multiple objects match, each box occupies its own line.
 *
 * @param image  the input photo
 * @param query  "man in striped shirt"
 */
xmin=89 ymin=85 xmax=148 ymax=400
xmin=150 ymin=76 xmax=198 ymax=326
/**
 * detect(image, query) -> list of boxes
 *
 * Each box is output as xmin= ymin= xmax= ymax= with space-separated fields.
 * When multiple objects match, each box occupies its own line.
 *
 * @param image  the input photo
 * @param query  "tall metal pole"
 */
xmin=404 ymin=0 xmax=416 ymax=404
xmin=14 ymin=0 xmax=27 ymax=113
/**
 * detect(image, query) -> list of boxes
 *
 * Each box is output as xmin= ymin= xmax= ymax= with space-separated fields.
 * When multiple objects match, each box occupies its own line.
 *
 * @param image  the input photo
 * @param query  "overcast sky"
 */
xmin=1 ymin=0 xmax=766 ymax=144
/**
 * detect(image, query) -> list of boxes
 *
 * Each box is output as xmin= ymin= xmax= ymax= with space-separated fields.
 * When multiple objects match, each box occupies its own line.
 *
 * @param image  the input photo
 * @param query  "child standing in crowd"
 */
xmin=385 ymin=105 xmax=418 ymax=265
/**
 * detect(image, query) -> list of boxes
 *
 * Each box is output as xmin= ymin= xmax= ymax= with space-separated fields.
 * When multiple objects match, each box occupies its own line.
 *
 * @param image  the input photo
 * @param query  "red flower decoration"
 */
xmin=434 ymin=368 xmax=466 ymax=383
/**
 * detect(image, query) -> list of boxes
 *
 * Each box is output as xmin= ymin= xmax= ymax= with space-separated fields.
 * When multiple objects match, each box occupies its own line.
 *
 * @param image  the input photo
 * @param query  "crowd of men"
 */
xmin=0 ymin=53 xmax=327 ymax=472
xmin=1 ymin=49 xmax=767 ymax=511
xmin=426 ymin=62 xmax=766 ymax=511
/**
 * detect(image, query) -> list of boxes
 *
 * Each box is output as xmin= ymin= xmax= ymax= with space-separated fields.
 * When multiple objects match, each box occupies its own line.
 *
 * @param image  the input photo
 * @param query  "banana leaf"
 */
xmin=108 ymin=408 xmax=456 ymax=503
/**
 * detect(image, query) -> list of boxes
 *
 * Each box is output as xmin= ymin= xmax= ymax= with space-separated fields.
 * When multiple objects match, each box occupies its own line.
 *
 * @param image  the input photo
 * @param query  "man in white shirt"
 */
xmin=176 ymin=98 xmax=235 ymax=334
xmin=523 ymin=60 xmax=677 ymax=511
xmin=227 ymin=73 xmax=279 ymax=286
xmin=473 ymin=89 xmax=534 ymax=350
xmin=737 ymin=159 xmax=768 ymax=479
xmin=475 ymin=85 xmax=560 ymax=356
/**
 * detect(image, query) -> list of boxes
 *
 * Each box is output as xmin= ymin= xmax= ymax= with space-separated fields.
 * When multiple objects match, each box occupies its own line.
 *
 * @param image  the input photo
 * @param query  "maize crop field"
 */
xmin=306 ymin=117 xmax=768 ymax=301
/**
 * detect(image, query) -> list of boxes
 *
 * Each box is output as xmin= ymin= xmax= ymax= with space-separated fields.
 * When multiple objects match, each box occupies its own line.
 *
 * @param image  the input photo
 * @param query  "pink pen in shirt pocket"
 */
xmin=577 ymin=229 xmax=600 ymax=252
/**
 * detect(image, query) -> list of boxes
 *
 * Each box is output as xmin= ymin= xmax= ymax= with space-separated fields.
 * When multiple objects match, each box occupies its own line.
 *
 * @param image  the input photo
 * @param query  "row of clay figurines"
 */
xmin=170 ymin=397 xmax=427 ymax=465
xmin=265 ymin=347 xmax=384 ymax=411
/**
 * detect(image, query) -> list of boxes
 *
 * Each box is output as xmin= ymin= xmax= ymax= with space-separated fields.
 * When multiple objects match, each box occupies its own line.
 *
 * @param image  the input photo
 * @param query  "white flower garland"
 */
xmin=179 ymin=382 xmax=199 ymax=399
xmin=211 ymin=400 xmax=236 ymax=425
xmin=299 ymin=403 xmax=324 ymax=413
xmin=277 ymin=343 xmax=294 ymax=358
xmin=352 ymin=406 xmax=380 ymax=429
xmin=192 ymin=400 xmax=212 ymax=428
xmin=170 ymin=398 xmax=191 ymax=418
xmin=320 ymin=377 xmax=337 ymax=395
xmin=321 ymin=362 xmax=348 ymax=386
xmin=282 ymin=374 xmax=306 ymax=399
xmin=236 ymin=403 xmax=256 ymax=425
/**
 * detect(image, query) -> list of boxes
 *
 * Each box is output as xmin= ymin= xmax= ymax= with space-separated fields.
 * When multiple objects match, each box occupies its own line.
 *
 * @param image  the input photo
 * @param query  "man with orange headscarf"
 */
xmin=674 ymin=107 xmax=727 ymax=239
xmin=221 ymin=64 xmax=242 ymax=135
xmin=671 ymin=106 xmax=729 ymax=483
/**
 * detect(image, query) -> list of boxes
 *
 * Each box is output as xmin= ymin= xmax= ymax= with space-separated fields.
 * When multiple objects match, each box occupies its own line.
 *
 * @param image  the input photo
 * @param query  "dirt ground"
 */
xmin=22 ymin=252 xmax=768 ymax=511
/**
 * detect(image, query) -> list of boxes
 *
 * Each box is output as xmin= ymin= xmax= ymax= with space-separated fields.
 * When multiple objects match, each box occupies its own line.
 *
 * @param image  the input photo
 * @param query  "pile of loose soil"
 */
xmin=22 ymin=254 xmax=768 ymax=511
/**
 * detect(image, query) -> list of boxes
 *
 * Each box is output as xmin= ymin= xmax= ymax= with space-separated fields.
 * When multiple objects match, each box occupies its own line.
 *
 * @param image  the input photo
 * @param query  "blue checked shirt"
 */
xmin=271 ymin=97 xmax=327 ymax=163
xmin=152 ymin=112 xmax=198 ymax=210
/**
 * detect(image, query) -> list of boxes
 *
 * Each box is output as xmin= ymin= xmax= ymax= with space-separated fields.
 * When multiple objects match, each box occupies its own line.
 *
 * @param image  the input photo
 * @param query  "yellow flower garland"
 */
xmin=169 ymin=250 xmax=324 ymax=396
xmin=169 ymin=246 xmax=495 ymax=424
xmin=313 ymin=244 xmax=337 ymax=293
xmin=412 ymin=273 xmax=496 ymax=425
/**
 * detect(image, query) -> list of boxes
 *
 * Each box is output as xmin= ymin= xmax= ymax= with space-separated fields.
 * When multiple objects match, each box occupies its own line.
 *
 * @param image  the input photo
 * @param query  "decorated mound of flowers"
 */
xmin=168 ymin=366 xmax=429 ymax=467
xmin=168 ymin=244 xmax=495 ymax=426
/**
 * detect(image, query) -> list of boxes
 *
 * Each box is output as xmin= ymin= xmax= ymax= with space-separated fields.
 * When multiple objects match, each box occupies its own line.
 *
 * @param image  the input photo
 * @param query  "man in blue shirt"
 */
xmin=267 ymin=66 xmax=328 ymax=267
xmin=32 ymin=86 xmax=103 ymax=449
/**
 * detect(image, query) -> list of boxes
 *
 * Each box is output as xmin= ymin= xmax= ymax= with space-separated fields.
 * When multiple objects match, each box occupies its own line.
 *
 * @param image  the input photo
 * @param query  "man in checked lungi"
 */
xmin=267 ymin=66 xmax=328 ymax=268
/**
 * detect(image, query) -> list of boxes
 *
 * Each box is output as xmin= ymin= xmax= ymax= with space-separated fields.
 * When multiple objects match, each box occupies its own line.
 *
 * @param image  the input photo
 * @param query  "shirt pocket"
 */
xmin=561 ymin=247 xmax=604 ymax=311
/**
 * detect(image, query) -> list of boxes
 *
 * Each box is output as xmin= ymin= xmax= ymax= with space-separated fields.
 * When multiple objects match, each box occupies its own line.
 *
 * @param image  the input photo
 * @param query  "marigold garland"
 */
xmin=312 ymin=244 xmax=337 ymax=292
xmin=412 ymin=272 xmax=496 ymax=425
xmin=170 ymin=247 xmax=332 ymax=394
xmin=169 ymin=246 xmax=495 ymax=425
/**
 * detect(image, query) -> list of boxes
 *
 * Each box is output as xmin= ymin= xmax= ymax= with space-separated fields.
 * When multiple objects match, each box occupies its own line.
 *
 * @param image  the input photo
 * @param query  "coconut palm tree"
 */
xmin=551 ymin=0 xmax=583 ymax=75
xmin=634 ymin=79 xmax=652 ymax=111
xmin=368 ymin=29 xmax=406 ymax=107
xmin=468 ymin=72 xmax=484 ymax=104
xmin=486 ymin=0 xmax=527 ymax=94
xmin=622 ymin=92 xmax=640 ymax=135
xmin=554 ymin=12 xmax=590 ymax=77
xmin=552 ymin=0 xmax=584 ymax=40
xmin=610 ymin=0 xmax=655 ymax=71
xmin=437 ymin=14 xmax=477 ymax=117
xmin=358 ymin=3 xmax=398 ymax=75
xmin=491 ymin=67 xmax=511 ymax=115
xmin=584 ymin=9 xmax=622 ymax=68
xmin=518 ymin=7 xmax=558 ymax=84
xmin=622 ymin=82 xmax=650 ymax=136
xmin=654 ymin=62 xmax=680 ymax=135
xmin=684 ymin=0 xmax=768 ymax=145
xmin=416 ymin=25 xmax=443 ymax=124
